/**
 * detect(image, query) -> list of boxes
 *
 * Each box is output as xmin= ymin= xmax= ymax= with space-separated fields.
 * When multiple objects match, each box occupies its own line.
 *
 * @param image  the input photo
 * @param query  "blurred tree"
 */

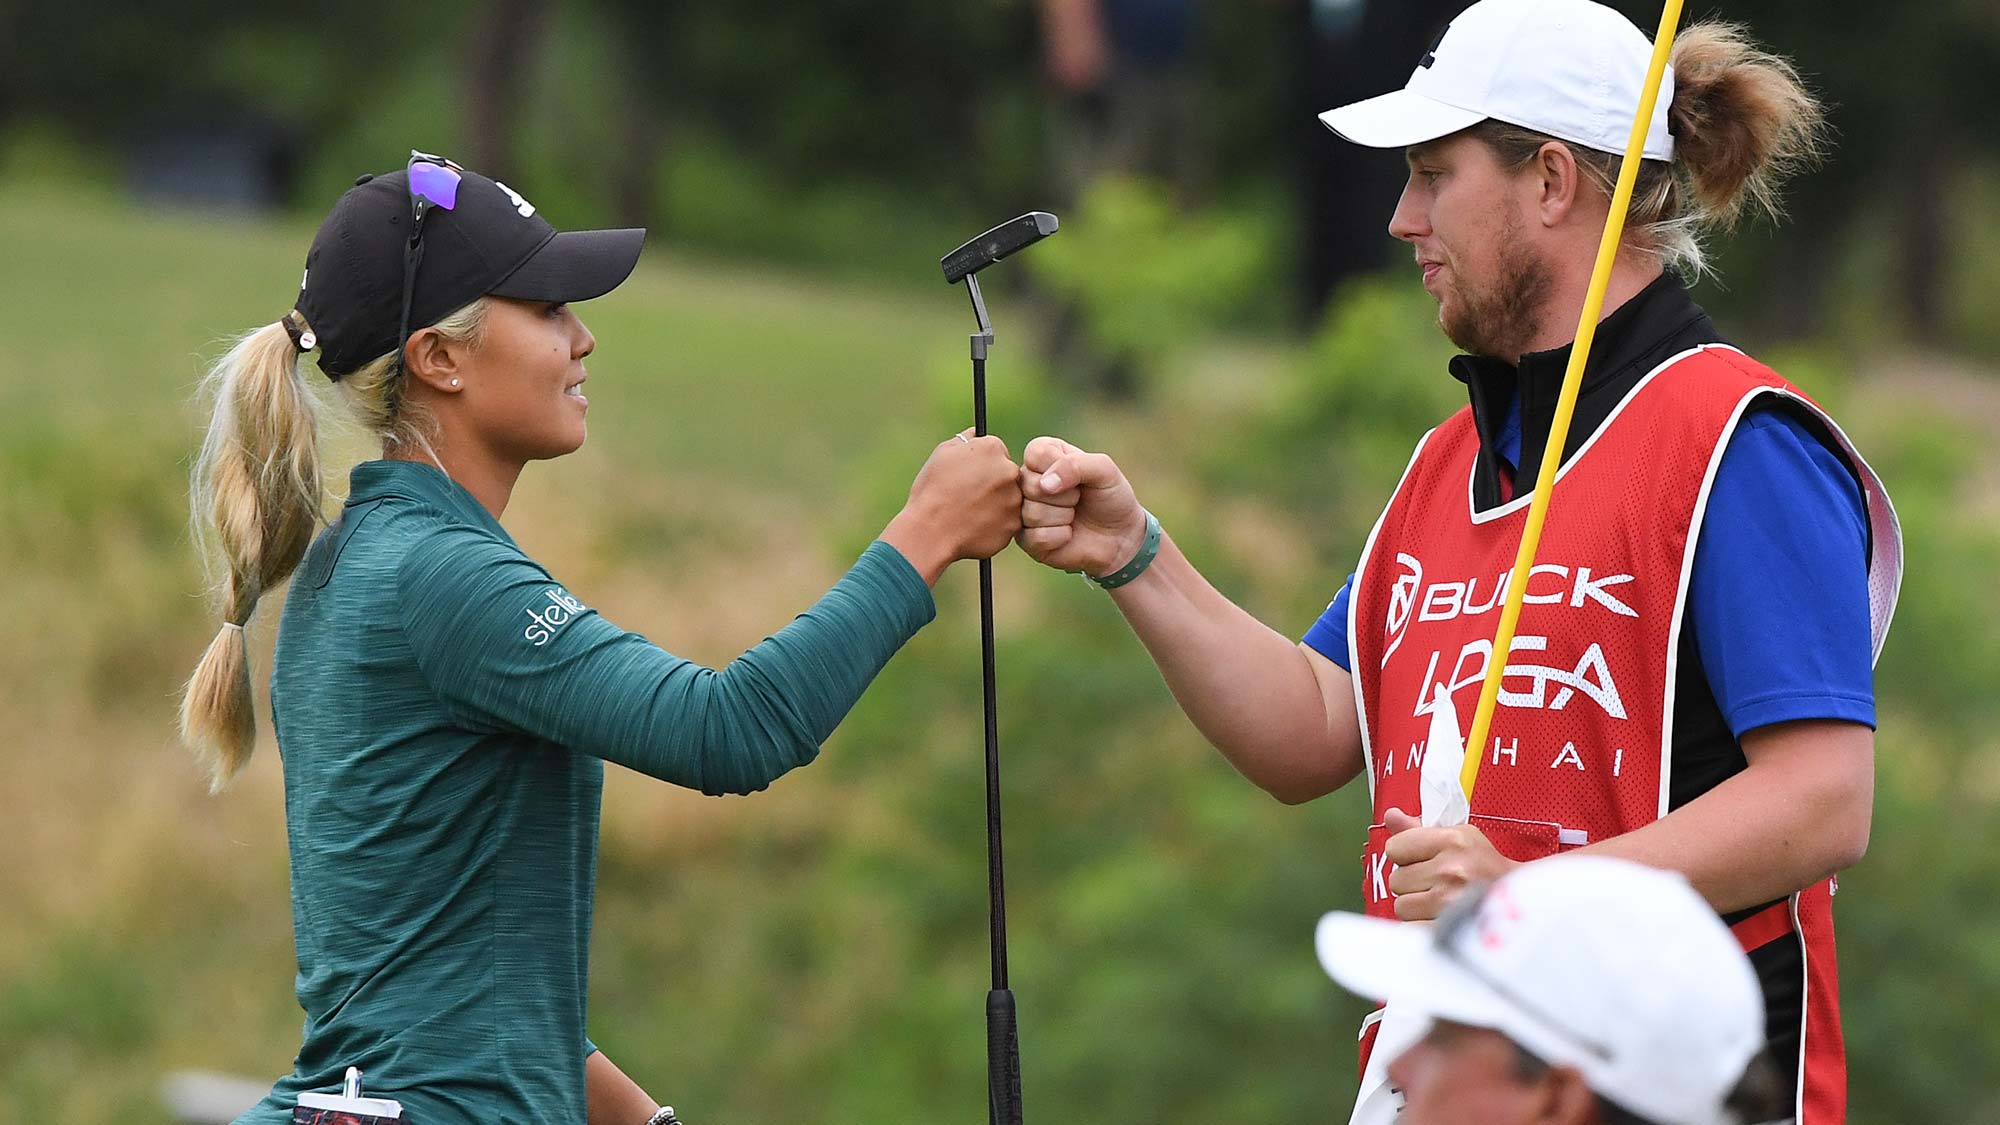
xmin=463 ymin=0 xmax=552 ymax=182
xmin=591 ymin=0 xmax=689 ymax=230
xmin=0 ymin=0 xmax=470 ymax=204
xmin=592 ymin=0 xmax=1037 ymax=211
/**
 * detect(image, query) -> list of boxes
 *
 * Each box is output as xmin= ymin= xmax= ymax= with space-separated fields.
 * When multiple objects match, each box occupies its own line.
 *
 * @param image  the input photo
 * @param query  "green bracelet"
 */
xmin=1093 ymin=509 xmax=1161 ymax=590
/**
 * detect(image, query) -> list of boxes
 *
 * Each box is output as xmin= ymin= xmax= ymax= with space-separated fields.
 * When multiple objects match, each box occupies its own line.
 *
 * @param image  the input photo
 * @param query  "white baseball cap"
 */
xmin=1319 ymin=0 xmax=1675 ymax=161
xmin=1314 ymin=855 xmax=1763 ymax=1125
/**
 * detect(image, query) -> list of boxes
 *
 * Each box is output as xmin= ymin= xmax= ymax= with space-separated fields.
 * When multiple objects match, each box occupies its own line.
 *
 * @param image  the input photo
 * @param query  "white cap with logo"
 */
xmin=1319 ymin=0 xmax=1674 ymax=161
xmin=1315 ymin=855 xmax=1764 ymax=1125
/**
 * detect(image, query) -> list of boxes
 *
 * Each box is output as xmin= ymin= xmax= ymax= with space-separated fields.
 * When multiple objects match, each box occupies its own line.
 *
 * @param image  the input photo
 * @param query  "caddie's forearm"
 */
xmin=1572 ymin=719 xmax=1874 ymax=912
xmin=1108 ymin=533 xmax=1363 ymax=802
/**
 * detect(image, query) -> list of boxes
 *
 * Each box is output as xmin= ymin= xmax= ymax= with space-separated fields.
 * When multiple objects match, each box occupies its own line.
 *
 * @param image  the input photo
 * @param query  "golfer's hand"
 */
xmin=883 ymin=429 xmax=1024 ymax=586
xmin=1015 ymin=436 xmax=1147 ymax=578
xmin=1383 ymin=807 xmax=1518 ymax=921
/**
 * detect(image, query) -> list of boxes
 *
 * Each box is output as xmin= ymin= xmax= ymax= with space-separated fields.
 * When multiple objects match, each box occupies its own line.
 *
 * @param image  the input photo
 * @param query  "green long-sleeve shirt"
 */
xmin=240 ymin=459 xmax=934 ymax=1125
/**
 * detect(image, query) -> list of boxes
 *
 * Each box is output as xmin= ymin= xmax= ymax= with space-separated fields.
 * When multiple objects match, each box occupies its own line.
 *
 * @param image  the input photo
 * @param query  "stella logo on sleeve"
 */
xmin=523 ymin=587 xmax=588 ymax=647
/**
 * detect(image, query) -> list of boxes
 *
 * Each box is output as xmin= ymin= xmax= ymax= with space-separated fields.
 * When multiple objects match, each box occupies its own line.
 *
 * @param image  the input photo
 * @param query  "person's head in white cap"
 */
xmin=1318 ymin=0 xmax=1825 ymax=363
xmin=1316 ymin=856 xmax=1786 ymax=1125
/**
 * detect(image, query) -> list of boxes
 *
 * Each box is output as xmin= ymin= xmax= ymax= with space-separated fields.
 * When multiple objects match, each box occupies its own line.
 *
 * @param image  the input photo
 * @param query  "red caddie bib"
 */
xmin=1347 ymin=345 xmax=1901 ymax=1123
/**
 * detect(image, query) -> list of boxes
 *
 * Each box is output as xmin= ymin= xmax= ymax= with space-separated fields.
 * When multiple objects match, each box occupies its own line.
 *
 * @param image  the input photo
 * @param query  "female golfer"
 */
xmin=180 ymin=155 xmax=1022 ymax=1124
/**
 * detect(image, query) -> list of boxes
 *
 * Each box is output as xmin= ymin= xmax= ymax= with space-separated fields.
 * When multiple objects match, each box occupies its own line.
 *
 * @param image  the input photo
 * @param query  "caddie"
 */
xmin=1011 ymin=1 xmax=1901 ymax=1119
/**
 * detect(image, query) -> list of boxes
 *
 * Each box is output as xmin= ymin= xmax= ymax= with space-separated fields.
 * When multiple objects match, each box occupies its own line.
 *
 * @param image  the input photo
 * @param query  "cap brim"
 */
xmin=1314 ymin=912 xmax=1524 ymax=1042
xmin=1318 ymin=89 xmax=1486 ymax=149
xmin=489 ymin=227 xmax=646 ymax=304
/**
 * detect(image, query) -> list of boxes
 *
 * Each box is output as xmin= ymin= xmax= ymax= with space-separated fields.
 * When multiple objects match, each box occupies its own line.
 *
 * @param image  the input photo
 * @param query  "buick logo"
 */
xmin=1384 ymin=553 xmax=1423 ymax=665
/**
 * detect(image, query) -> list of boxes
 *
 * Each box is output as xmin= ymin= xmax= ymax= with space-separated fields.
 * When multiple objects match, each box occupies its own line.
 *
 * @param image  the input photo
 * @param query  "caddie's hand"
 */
xmin=1382 ymin=806 xmax=1518 ymax=922
xmin=1015 ymin=435 xmax=1146 ymax=578
xmin=883 ymin=429 xmax=1024 ymax=585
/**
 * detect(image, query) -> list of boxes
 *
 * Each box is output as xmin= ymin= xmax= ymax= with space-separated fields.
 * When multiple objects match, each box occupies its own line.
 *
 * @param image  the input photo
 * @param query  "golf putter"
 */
xmin=940 ymin=210 xmax=1058 ymax=1125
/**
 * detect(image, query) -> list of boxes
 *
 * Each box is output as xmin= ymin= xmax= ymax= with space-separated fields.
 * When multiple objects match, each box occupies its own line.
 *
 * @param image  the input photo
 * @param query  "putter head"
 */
xmin=941 ymin=212 xmax=1059 ymax=284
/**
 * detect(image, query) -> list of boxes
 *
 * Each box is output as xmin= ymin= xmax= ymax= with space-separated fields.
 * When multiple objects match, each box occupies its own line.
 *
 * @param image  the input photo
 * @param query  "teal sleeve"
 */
xmin=397 ymin=536 xmax=936 ymax=794
xmin=584 ymin=1037 xmax=598 ymax=1058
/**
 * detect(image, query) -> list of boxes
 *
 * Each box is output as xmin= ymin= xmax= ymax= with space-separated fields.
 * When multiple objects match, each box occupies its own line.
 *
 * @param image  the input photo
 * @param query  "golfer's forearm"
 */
xmin=586 ymin=1051 xmax=658 ymax=1125
xmin=1576 ymin=721 xmax=1874 ymax=912
xmin=677 ymin=540 xmax=936 ymax=793
xmin=1109 ymin=534 xmax=1362 ymax=802
xmin=590 ymin=541 xmax=936 ymax=794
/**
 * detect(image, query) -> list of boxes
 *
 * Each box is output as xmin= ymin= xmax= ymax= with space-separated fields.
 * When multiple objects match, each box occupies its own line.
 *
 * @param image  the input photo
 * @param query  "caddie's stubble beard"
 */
xmin=1437 ymin=211 xmax=1553 ymax=361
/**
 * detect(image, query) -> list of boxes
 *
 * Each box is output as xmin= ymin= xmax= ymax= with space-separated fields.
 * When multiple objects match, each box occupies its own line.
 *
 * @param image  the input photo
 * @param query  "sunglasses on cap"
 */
xmin=1432 ymin=880 xmax=1615 ymax=1063
xmin=396 ymin=149 xmax=464 ymax=377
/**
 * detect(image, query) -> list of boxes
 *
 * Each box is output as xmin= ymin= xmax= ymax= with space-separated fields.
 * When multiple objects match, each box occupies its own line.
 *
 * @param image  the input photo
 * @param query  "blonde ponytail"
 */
xmin=179 ymin=297 xmax=492 ymax=790
xmin=1665 ymin=22 xmax=1828 ymax=234
xmin=181 ymin=318 xmax=326 ymax=790
xmin=1472 ymin=20 xmax=1827 ymax=279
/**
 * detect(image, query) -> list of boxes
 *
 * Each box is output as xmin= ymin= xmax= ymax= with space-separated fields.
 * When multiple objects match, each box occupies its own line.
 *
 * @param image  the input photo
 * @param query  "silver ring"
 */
xmin=954 ymin=433 xmax=971 ymax=444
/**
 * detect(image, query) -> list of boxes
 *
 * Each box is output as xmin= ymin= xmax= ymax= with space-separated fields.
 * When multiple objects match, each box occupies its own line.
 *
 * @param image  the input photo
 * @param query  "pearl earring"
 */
xmin=450 ymin=378 xmax=461 ymax=387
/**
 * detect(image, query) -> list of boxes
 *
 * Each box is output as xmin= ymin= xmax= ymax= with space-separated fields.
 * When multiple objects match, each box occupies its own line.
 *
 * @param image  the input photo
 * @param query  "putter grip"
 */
xmin=987 ymin=989 xmax=1024 ymax=1125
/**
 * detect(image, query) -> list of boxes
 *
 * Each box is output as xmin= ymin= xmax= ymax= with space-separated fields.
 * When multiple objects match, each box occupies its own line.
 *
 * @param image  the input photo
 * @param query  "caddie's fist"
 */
xmin=1015 ymin=435 xmax=1146 ymax=578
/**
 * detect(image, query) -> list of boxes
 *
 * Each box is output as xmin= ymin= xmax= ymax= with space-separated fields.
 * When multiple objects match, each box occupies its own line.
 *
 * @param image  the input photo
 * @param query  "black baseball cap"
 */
xmin=295 ymin=162 xmax=645 ymax=379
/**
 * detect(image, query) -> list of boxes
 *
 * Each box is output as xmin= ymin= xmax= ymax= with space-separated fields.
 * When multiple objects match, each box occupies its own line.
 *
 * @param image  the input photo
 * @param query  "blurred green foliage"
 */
xmin=1240 ymin=275 xmax=1464 ymax=519
xmin=1026 ymin=176 xmax=1285 ymax=382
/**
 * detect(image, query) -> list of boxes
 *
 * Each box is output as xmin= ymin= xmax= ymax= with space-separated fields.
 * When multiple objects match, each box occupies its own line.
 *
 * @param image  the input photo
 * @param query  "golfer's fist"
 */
xmin=884 ymin=430 xmax=1024 ymax=584
xmin=1015 ymin=436 xmax=1146 ymax=578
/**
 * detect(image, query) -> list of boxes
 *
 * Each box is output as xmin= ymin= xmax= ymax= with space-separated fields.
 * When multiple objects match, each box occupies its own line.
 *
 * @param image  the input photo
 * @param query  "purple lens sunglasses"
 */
xmin=396 ymin=150 xmax=463 ymax=376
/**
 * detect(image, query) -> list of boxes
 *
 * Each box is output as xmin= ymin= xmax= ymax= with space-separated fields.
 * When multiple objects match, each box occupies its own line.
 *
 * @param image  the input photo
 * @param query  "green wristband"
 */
xmin=1093 ymin=509 xmax=1161 ymax=590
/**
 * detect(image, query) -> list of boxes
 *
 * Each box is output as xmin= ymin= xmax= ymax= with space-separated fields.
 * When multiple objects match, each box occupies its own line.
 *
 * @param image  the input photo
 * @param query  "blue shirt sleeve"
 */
xmin=1689 ymin=406 xmax=1876 ymax=736
xmin=1302 ymin=574 xmax=1356 ymax=670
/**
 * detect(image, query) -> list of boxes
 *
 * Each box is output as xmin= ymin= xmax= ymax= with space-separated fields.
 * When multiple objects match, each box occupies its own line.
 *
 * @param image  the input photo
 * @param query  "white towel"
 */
xmin=1350 ymin=683 xmax=1467 ymax=1122
xmin=1347 ymin=1003 xmax=1429 ymax=1125
xmin=1418 ymin=683 xmax=1470 ymax=828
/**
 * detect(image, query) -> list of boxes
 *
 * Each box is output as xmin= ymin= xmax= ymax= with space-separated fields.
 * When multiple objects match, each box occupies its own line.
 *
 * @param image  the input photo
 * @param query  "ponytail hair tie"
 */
xmin=281 ymin=311 xmax=317 ymax=353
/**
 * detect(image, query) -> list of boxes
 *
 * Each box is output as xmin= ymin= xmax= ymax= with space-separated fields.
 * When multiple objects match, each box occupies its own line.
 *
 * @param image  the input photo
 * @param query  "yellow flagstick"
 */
xmin=1459 ymin=0 xmax=1688 ymax=799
